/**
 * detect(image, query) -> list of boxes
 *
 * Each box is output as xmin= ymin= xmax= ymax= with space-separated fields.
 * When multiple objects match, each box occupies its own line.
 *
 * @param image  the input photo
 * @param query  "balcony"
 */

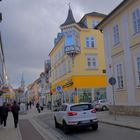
xmin=64 ymin=45 xmax=80 ymax=55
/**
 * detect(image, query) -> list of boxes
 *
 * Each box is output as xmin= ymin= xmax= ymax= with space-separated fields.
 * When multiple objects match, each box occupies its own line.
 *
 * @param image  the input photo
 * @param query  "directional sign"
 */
xmin=56 ymin=85 xmax=62 ymax=92
xmin=108 ymin=77 xmax=116 ymax=86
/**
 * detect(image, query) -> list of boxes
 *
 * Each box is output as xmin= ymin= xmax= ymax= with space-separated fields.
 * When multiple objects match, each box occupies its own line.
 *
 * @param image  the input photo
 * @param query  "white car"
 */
xmin=54 ymin=103 xmax=98 ymax=134
xmin=92 ymin=99 xmax=110 ymax=111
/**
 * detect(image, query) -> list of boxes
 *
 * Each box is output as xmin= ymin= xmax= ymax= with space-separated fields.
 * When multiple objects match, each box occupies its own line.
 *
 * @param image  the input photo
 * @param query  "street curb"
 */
xmin=98 ymin=120 xmax=140 ymax=131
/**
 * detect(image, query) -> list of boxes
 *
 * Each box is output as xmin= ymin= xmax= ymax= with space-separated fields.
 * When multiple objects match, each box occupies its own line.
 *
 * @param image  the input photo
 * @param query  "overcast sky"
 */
xmin=1 ymin=0 xmax=123 ymax=88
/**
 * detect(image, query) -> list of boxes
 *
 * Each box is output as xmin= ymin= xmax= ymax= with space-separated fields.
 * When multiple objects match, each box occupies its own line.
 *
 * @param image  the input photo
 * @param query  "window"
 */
xmin=92 ymin=20 xmax=100 ymax=28
xmin=86 ymin=55 xmax=97 ymax=69
xmin=132 ymin=8 xmax=140 ymax=34
xmin=66 ymin=35 xmax=73 ymax=46
xmin=135 ymin=56 xmax=140 ymax=86
xmin=70 ymin=104 xmax=93 ymax=111
xmin=85 ymin=37 xmax=96 ymax=48
xmin=86 ymin=37 xmax=90 ymax=48
xmin=84 ymin=20 xmax=87 ymax=27
xmin=116 ymin=64 xmax=124 ymax=89
xmin=113 ymin=24 xmax=119 ymax=45
xmin=137 ymin=57 xmax=140 ymax=84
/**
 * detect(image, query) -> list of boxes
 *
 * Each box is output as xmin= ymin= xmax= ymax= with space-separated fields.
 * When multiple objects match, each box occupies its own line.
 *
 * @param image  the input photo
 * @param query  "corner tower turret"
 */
xmin=60 ymin=5 xmax=80 ymax=64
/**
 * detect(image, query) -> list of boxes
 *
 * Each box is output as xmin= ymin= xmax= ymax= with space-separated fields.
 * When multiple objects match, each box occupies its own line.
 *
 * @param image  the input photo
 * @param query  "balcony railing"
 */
xmin=64 ymin=45 xmax=80 ymax=55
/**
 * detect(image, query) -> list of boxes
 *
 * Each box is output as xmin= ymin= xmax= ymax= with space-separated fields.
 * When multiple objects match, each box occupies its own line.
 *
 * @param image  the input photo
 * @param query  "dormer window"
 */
xmin=84 ymin=20 xmax=87 ymax=27
xmin=92 ymin=20 xmax=100 ymax=28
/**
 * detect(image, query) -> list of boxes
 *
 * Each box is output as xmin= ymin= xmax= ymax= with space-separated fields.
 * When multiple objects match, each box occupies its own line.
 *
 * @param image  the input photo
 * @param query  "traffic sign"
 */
xmin=108 ymin=77 xmax=116 ymax=85
xmin=56 ymin=85 xmax=62 ymax=92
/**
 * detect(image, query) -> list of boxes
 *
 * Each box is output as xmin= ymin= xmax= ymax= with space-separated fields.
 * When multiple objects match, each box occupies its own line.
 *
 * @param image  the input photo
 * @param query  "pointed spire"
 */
xmin=21 ymin=73 xmax=24 ymax=82
xmin=60 ymin=4 xmax=76 ymax=27
xmin=21 ymin=73 xmax=25 ymax=90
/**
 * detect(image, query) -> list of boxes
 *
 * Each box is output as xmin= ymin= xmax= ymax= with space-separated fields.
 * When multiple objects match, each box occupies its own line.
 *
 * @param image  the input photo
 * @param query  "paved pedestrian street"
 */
xmin=19 ymin=119 xmax=44 ymax=140
xmin=1 ymin=106 xmax=140 ymax=140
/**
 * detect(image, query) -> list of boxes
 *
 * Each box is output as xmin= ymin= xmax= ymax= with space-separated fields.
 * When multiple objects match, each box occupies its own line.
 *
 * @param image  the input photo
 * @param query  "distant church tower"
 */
xmin=21 ymin=73 xmax=25 ymax=92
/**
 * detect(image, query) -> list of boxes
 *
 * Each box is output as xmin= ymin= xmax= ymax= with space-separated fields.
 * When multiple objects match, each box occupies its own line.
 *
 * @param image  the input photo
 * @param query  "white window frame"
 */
xmin=134 ymin=54 xmax=140 ymax=86
xmin=85 ymin=37 xmax=96 ymax=48
xmin=115 ymin=63 xmax=124 ymax=89
xmin=86 ymin=54 xmax=98 ymax=69
xmin=132 ymin=7 xmax=140 ymax=35
xmin=112 ymin=24 xmax=120 ymax=46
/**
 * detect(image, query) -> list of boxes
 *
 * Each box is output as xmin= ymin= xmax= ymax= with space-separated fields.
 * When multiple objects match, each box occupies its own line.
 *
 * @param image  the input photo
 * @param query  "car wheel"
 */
xmin=63 ymin=121 xmax=69 ymax=134
xmin=91 ymin=124 xmax=98 ymax=131
xmin=54 ymin=117 xmax=59 ymax=128
xmin=102 ymin=106 xmax=107 ymax=111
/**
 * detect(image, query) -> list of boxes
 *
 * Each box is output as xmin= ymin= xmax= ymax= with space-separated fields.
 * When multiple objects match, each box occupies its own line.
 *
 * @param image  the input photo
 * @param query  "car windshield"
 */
xmin=70 ymin=104 xmax=93 ymax=111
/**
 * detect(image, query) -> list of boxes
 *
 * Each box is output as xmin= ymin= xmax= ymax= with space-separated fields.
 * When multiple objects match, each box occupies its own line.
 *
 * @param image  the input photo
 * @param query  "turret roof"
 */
xmin=60 ymin=6 xmax=76 ymax=27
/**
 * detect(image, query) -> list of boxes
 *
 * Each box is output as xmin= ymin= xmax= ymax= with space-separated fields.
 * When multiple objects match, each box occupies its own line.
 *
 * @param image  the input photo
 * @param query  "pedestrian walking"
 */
xmin=1 ymin=102 xmax=9 ymax=128
xmin=0 ymin=105 xmax=2 ymax=126
xmin=36 ymin=102 xmax=40 ymax=113
xmin=29 ymin=101 xmax=32 ymax=109
xmin=11 ymin=101 xmax=20 ymax=128
xmin=26 ymin=102 xmax=29 ymax=110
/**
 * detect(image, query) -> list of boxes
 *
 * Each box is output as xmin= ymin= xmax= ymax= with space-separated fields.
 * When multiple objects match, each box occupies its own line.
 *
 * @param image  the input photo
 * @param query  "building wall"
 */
xmin=102 ymin=0 xmax=140 ymax=105
xmin=0 ymin=34 xmax=4 ymax=85
xmin=50 ymin=14 xmax=107 ymax=103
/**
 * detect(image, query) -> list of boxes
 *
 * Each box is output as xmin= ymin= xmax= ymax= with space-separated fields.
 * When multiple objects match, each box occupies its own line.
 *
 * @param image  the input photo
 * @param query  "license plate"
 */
xmin=81 ymin=120 xmax=90 ymax=124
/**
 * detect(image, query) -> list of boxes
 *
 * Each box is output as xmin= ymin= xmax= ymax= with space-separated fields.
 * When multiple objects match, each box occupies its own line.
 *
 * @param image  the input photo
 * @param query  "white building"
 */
xmin=96 ymin=0 xmax=140 ymax=115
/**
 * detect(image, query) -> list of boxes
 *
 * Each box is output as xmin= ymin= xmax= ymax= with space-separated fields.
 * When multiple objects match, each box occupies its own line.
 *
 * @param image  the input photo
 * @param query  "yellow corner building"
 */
xmin=49 ymin=6 xmax=107 ymax=103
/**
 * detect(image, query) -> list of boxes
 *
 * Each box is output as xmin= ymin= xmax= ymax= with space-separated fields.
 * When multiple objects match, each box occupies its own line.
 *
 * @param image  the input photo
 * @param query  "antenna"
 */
xmin=68 ymin=2 xmax=70 ymax=9
xmin=67 ymin=0 xmax=71 ymax=9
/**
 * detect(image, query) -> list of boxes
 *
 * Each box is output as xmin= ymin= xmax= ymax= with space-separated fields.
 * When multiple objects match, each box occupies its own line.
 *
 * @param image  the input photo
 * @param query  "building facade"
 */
xmin=96 ymin=0 xmax=140 ymax=106
xmin=0 ymin=33 xmax=4 ymax=86
xmin=44 ymin=60 xmax=52 ymax=104
xmin=0 ymin=0 xmax=14 ymax=104
xmin=0 ymin=0 xmax=4 ymax=87
xmin=27 ymin=79 xmax=40 ymax=104
xmin=49 ymin=6 xmax=107 ymax=104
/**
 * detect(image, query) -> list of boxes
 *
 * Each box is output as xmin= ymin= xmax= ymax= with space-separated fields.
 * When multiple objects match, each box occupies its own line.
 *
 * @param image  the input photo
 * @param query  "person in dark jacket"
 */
xmin=0 ymin=105 xmax=2 ymax=126
xmin=1 ymin=102 xmax=9 ymax=128
xmin=29 ymin=101 xmax=32 ymax=109
xmin=36 ymin=102 xmax=40 ymax=113
xmin=11 ymin=101 xmax=20 ymax=128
